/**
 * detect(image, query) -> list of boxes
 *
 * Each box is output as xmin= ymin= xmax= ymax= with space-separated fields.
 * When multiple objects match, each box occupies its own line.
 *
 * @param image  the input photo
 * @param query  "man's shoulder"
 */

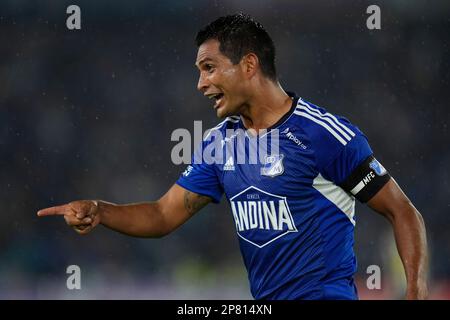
xmin=291 ymin=97 xmax=361 ymax=147
xmin=289 ymin=98 xmax=371 ymax=171
xmin=203 ymin=116 xmax=240 ymax=141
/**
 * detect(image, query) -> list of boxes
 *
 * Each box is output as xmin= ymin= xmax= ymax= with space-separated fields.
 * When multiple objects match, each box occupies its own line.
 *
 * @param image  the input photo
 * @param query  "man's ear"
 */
xmin=240 ymin=53 xmax=259 ymax=79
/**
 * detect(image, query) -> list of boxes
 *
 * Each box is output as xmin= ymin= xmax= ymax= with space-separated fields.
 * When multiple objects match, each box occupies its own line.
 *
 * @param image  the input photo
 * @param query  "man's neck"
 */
xmin=239 ymin=80 xmax=292 ymax=132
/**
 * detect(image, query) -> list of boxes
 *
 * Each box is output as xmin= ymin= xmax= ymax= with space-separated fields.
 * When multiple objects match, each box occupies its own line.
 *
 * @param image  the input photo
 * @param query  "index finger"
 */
xmin=37 ymin=204 xmax=71 ymax=217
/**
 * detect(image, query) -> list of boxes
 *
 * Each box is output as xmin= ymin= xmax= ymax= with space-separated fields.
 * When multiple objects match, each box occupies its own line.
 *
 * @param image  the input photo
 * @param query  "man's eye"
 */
xmin=205 ymin=64 xmax=214 ymax=73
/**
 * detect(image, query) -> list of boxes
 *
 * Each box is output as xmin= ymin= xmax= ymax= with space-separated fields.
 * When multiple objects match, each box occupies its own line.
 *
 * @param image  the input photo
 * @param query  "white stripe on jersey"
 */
xmin=213 ymin=116 xmax=240 ymax=129
xmin=298 ymin=99 xmax=356 ymax=138
xmin=313 ymin=173 xmax=356 ymax=226
xmin=204 ymin=116 xmax=240 ymax=140
xmin=297 ymin=104 xmax=352 ymax=141
xmin=293 ymin=110 xmax=348 ymax=145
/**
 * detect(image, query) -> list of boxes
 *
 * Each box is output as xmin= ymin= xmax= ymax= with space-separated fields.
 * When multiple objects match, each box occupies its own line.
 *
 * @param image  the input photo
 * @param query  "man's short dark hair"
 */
xmin=196 ymin=13 xmax=277 ymax=81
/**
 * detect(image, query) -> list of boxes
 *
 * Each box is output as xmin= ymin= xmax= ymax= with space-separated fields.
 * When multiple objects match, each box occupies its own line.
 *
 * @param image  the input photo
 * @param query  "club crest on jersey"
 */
xmin=369 ymin=159 xmax=387 ymax=176
xmin=260 ymin=154 xmax=284 ymax=177
xmin=229 ymin=186 xmax=297 ymax=248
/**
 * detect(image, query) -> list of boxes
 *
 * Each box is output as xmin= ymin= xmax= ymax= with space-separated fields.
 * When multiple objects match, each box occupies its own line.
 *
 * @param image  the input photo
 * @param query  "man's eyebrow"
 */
xmin=195 ymin=58 xmax=213 ymax=68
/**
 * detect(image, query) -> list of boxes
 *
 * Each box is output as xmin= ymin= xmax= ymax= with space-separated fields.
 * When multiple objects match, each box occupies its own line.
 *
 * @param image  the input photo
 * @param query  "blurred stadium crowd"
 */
xmin=0 ymin=0 xmax=449 ymax=299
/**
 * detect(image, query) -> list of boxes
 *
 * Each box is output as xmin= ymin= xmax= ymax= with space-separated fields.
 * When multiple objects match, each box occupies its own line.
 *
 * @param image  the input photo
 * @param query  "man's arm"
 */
xmin=366 ymin=178 xmax=429 ymax=299
xmin=37 ymin=184 xmax=212 ymax=238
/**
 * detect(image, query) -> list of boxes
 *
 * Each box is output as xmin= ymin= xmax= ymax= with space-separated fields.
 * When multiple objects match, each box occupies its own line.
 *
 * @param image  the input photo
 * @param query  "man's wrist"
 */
xmin=94 ymin=200 xmax=117 ymax=225
xmin=93 ymin=200 xmax=105 ymax=224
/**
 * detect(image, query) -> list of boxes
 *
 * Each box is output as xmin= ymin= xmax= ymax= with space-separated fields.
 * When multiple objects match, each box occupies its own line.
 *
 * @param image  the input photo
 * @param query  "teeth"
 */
xmin=207 ymin=93 xmax=222 ymax=100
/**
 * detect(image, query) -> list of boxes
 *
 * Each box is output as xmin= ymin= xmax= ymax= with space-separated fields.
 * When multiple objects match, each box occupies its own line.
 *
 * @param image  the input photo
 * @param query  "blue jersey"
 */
xmin=176 ymin=94 xmax=390 ymax=300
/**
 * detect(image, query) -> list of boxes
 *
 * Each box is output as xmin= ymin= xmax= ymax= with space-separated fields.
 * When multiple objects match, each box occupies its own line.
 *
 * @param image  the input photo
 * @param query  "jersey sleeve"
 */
xmin=307 ymin=113 xmax=391 ymax=203
xmin=176 ymin=139 xmax=223 ymax=203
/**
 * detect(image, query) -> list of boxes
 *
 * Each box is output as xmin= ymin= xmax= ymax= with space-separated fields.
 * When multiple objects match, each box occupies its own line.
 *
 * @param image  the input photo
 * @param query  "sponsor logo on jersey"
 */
xmin=369 ymin=159 xmax=387 ymax=176
xmin=230 ymin=186 xmax=297 ymax=248
xmin=224 ymin=156 xmax=235 ymax=171
xmin=261 ymin=154 xmax=284 ymax=177
xmin=282 ymin=127 xmax=307 ymax=149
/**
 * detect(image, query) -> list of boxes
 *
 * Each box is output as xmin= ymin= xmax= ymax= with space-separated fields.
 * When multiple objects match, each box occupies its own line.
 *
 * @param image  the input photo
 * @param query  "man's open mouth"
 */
xmin=207 ymin=93 xmax=224 ymax=109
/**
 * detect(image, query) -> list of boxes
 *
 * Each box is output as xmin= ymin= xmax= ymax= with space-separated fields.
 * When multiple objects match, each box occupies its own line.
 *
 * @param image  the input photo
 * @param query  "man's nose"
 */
xmin=197 ymin=73 xmax=209 ymax=92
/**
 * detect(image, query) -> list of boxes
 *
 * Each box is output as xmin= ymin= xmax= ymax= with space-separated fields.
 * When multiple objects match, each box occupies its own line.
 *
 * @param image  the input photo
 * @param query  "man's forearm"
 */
xmin=97 ymin=200 xmax=169 ymax=238
xmin=391 ymin=203 xmax=428 ymax=298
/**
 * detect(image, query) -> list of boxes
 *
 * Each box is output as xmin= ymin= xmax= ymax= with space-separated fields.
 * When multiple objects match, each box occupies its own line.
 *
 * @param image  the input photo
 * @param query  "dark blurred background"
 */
xmin=0 ymin=0 xmax=449 ymax=299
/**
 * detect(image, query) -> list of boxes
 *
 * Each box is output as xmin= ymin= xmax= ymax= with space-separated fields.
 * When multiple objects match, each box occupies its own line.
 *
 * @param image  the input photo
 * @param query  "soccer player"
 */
xmin=37 ymin=14 xmax=428 ymax=300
